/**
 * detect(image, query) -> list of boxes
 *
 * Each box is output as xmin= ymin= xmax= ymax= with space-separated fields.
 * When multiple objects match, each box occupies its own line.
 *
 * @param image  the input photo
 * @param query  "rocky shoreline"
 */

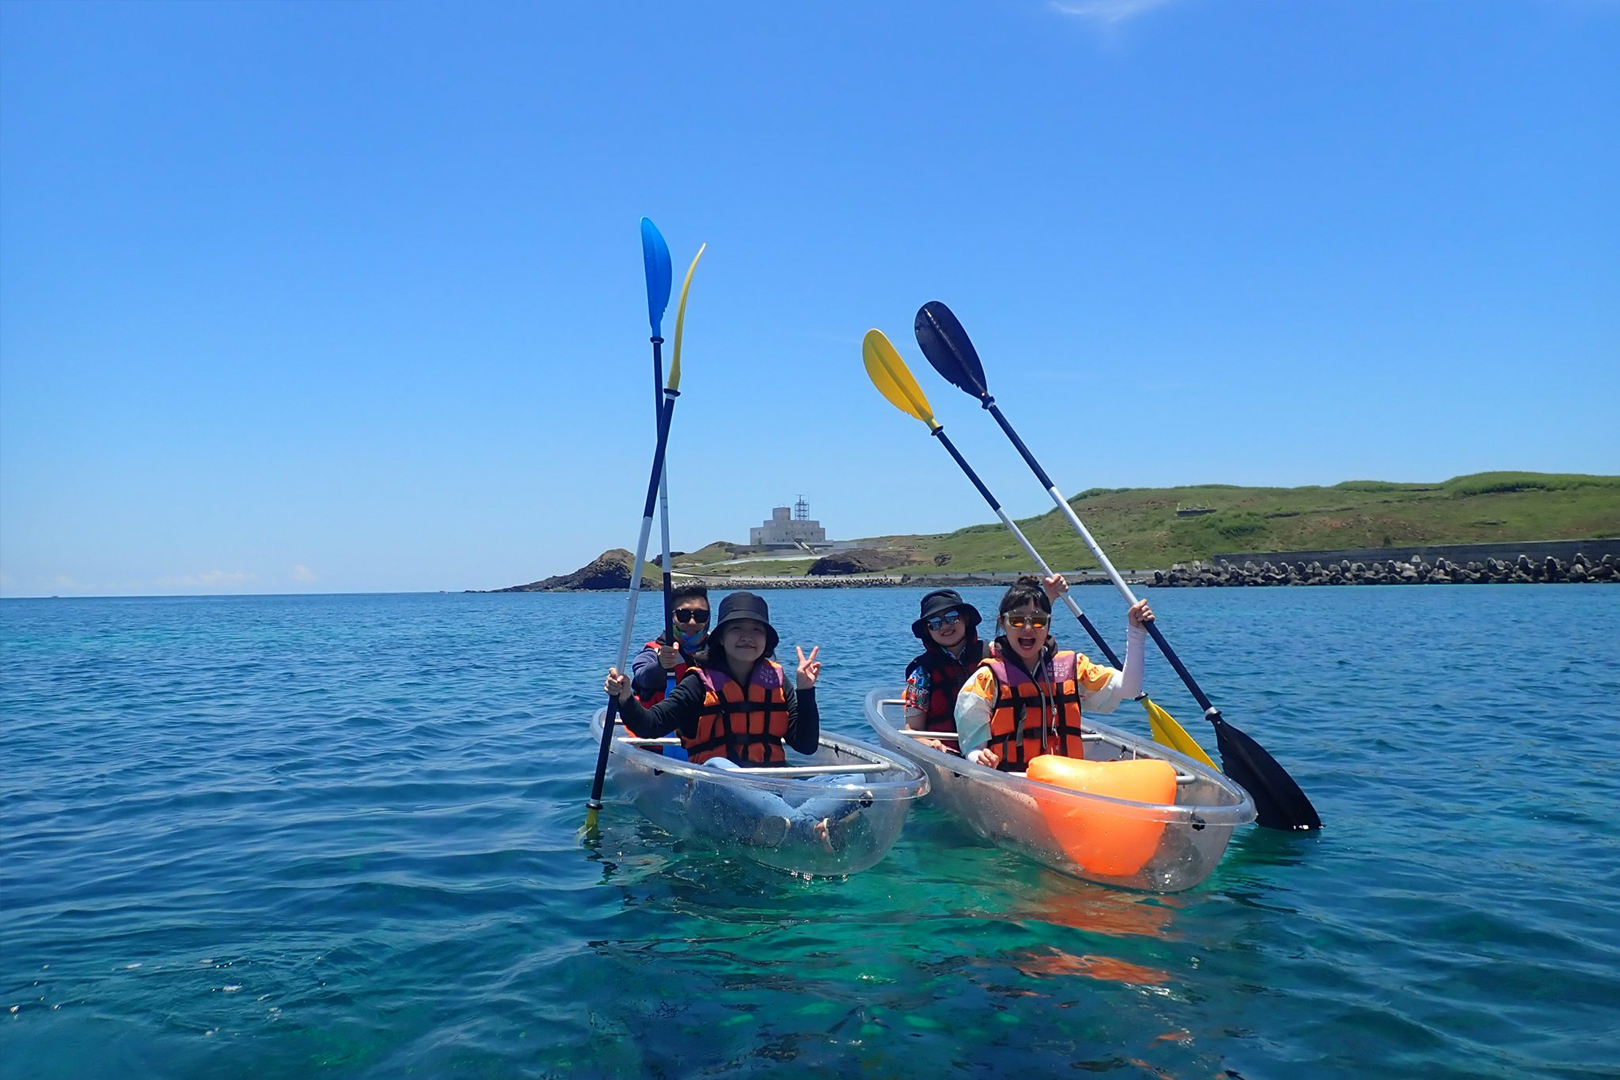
xmin=486 ymin=547 xmax=1618 ymax=593
xmin=1153 ymin=552 xmax=1617 ymax=587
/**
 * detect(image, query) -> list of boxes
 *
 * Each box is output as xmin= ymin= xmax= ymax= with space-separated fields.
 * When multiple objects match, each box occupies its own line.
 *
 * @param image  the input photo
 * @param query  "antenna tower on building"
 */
xmin=794 ymin=495 xmax=809 ymax=521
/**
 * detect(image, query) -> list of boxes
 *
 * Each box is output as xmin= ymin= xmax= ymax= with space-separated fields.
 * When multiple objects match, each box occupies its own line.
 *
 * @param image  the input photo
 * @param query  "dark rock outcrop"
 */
xmin=806 ymin=549 xmax=908 ymax=576
xmin=497 ymin=549 xmax=637 ymax=592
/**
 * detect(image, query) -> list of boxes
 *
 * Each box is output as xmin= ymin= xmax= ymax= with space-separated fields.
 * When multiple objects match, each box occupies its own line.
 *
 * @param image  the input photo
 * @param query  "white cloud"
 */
xmin=290 ymin=564 xmax=318 ymax=584
xmin=1050 ymin=0 xmax=1175 ymax=24
xmin=157 ymin=570 xmax=255 ymax=588
xmin=52 ymin=574 xmax=87 ymax=592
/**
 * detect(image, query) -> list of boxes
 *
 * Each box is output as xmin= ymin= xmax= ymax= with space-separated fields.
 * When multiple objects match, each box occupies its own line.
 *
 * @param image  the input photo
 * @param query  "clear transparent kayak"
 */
xmin=590 ymin=708 xmax=929 ymax=877
xmin=864 ymin=689 xmax=1255 ymax=892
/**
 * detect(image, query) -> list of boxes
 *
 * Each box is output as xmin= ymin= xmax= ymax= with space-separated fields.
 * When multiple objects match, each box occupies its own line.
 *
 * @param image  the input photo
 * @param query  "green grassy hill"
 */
xmin=674 ymin=473 xmax=1620 ymax=577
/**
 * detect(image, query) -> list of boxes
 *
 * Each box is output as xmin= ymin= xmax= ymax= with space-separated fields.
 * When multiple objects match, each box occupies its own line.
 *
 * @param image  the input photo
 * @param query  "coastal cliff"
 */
xmin=493 ymin=549 xmax=638 ymax=592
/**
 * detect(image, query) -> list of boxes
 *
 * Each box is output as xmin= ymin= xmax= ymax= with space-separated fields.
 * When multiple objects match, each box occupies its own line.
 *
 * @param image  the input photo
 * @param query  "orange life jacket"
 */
xmin=981 ymin=650 xmax=1089 ymax=772
xmin=685 ymin=661 xmax=791 ymax=766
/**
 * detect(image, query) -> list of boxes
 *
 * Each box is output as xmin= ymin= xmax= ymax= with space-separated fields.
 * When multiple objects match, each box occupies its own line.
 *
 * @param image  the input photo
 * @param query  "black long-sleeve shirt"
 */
xmin=615 ymin=668 xmax=820 ymax=762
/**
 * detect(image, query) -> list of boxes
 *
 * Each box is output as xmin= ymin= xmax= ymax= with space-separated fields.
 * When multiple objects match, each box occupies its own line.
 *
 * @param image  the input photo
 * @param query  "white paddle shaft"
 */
xmin=611 ymin=513 xmax=656 ymax=674
xmin=1042 ymin=485 xmax=1139 ymax=605
xmin=991 ymin=506 xmax=1089 ymax=624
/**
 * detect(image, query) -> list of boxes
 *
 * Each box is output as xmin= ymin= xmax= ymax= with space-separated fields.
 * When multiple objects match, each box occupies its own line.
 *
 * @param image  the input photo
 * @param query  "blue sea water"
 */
xmin=2 ymin=585 xmax=1618 ymax=1079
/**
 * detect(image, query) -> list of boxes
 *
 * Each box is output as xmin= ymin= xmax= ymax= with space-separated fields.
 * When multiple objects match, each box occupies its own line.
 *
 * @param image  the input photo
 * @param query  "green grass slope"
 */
xmin=677 ymin=473 xmax=1620 ymax=577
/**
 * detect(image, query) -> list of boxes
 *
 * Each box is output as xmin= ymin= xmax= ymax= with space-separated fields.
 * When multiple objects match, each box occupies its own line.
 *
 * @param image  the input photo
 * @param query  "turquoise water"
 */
xmin=3 ymin=586 xmax=1617 ymax=1078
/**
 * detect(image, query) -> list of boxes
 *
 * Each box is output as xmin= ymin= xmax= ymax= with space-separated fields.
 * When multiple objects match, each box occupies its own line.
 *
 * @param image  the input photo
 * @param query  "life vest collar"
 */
xmin=992 ymin=634 xmax=1058 ymax=680
xmin=699 ymin=658 xmax=784 ymax=694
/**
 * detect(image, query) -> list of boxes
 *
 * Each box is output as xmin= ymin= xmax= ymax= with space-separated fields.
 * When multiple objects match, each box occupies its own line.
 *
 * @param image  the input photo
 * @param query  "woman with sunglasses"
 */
xmin=903 ymin=582 xmax=1068 ymax=753
xmin=902 ymin=589 xmax=984 ymax=754
xmin=606 ymin=592 xmax=866 ymax=851
xmin=955 ymin=576 xmax=1154 ymax=771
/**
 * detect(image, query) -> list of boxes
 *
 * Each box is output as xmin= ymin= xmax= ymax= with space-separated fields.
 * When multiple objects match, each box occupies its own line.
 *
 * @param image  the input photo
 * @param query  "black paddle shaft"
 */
xmin=923 ymin=315 xmax=1233 ymax=707
xmin=915 ymin=300 xmax=1321 ymax=831
xmin=588 ymin=394 xmax=677 ymax=809
xmin=931 ymin=427 xmax=1123 ymax=669
xmin=989 ymin=395 xmax=1321 ymax=829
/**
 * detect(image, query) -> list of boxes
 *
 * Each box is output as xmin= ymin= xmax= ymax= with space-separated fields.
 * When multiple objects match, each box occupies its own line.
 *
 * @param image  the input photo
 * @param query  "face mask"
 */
xmin=679 ymin=629 xmax=706 ymax=650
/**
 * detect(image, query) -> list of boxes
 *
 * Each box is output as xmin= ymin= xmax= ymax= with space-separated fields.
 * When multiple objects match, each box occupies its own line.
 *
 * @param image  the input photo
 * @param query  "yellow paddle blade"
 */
xmin=862 ymin=329 xmax=938 ymax=429
xmin=1143 ymin=697 xmax=1219 ymax=770
xmin=668 ymin=243 xmax=706 ymax=391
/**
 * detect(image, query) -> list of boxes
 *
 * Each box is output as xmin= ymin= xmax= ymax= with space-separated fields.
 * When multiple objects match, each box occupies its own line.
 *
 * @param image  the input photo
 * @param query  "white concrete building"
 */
xmin=749 ymin=498 xmax=827 ymax=547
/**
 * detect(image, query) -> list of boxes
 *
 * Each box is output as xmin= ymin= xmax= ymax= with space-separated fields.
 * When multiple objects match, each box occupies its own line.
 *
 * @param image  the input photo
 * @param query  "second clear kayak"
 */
xmin=590 ymin=708 xmax=929 ymax=877
xmin=864 ymin=689 xmax=1254 ymax=892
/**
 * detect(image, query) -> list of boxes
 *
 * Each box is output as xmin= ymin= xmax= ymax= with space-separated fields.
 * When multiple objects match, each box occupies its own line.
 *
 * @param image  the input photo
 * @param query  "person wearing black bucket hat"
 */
xmin=605 ymin=593 xmax=870 ymax=852
xmin=606 ymin=591 xmax=816 ymax=766
xmin=707 ymin=590 xmax=782 ymax=659
xmin=900 ymin=580 xmax=1070 ymax=754
xmin=902 ymin=589 xmax=985 ymax=753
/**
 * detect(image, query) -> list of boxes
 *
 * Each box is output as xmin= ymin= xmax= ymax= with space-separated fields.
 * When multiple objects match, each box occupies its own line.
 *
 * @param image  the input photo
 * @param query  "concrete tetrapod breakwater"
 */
xmin=1154 ymin=551 xmax=1618 ymax=587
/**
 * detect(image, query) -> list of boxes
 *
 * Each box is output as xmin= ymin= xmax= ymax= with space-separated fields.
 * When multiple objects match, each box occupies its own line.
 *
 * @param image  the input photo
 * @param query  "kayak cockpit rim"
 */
xmin=865 ymin=689 xmax=1253 ymax=824
xmin=590 ymin=707 xmax=929 ymax=800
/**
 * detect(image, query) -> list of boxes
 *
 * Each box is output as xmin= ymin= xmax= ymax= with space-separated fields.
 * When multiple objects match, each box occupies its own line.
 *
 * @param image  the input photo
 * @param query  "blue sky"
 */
xmin=2 ymin=0 xmax=1615 ymax=597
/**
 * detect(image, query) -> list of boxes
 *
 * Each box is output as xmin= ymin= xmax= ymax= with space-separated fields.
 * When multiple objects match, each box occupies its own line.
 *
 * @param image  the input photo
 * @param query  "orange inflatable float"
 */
xmin=1026 ymin=755 xmax=1177 ymax=877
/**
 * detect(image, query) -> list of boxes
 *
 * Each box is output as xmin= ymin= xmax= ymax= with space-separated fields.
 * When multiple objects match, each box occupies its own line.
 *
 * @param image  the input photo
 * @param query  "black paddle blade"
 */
xmin=1211 ymin=714 xmax=1323 ymax=831
xmin=915 ymin=301 xmax=990 ymax=399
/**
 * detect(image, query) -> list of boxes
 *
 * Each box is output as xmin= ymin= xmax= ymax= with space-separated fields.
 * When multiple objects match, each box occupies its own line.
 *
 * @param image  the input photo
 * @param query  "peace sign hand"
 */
xmin=795 ymin=645 xmax=822 ymax=690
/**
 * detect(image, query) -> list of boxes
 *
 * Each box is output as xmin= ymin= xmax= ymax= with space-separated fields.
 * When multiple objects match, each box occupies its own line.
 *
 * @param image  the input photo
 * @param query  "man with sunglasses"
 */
xmin=629 ymin=583 xmax=712 ymax=709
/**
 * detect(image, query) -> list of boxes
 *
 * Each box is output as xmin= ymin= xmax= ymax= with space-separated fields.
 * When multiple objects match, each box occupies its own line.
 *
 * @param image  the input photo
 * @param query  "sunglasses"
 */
xmin=925 ymin=611 xmax=962 ymax=632
xmin=1004 ymin=614 xmax=1051 ymax=630
xmin=673 ymin=608 xmax=710 ymax=625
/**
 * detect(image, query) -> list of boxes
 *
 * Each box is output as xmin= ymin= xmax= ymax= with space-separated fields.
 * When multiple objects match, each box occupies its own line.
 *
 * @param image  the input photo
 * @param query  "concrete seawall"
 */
xmin=1213 ymin=538 xmax=1620 ymax=568
xmin=1158 ymin=545 xmax=1617 ymax=587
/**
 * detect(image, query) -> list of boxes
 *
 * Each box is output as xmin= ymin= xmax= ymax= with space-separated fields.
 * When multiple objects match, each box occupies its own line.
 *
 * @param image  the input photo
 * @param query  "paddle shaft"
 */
xmin=979 ymin=399 xmax=1223 ymax=713
xmin=983 ymin=397 xmax=1323 ymax=826
xmin=588 ymin=394 xmax=677 ymax=810
xmin=650 ymin=338 xmax=677 ymax=696
xmin=929 ymin=428 xmax=1122 ymax=668
xmin=911 ymin=304 xmax=1316 ymax=826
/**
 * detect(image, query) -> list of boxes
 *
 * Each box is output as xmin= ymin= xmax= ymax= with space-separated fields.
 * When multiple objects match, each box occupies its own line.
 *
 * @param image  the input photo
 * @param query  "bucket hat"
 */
xmin=713 ymin=591 xmax=779 ymax=655
xmin=911 ymin=588 xmax=982 ymax=640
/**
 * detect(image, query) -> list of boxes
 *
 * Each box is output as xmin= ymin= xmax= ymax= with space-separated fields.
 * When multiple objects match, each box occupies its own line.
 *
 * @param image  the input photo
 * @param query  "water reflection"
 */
xmin=1020 ymin=880 xmax=1184 ymax=939
xmin=1003 ymin=878 xmax=1185 ymax=986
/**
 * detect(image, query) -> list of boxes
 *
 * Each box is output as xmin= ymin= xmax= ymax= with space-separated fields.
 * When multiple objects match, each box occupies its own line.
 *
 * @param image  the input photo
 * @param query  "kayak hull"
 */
xmin=591 ymin=709 xmax=929 ymax=877
xmin=864 ymin=689 xmax=1254 ymax=892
